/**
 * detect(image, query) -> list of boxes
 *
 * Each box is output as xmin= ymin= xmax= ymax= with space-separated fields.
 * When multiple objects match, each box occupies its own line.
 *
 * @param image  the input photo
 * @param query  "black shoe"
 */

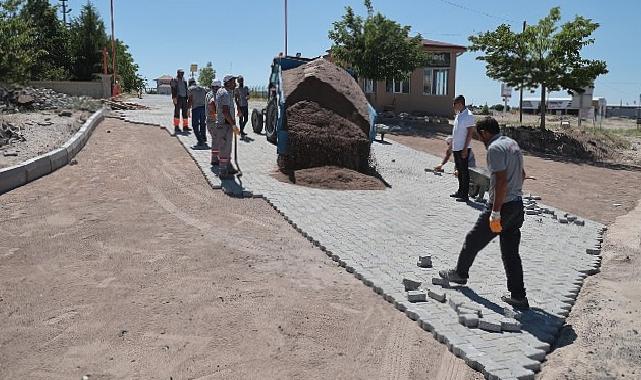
xmin=501 ymin=294 xmax=530 ymax=310
xmin=241 ymin=132 xmax=248 ymax=137
xmin=438 ymin=269 xmax=468 ymax=285
xmin=211 ymin=160 xmax=219 ymax=166
xmin=174 ymin=127 xmax=180 ymax=135
xmin=455 ymin=197 xmax=469 ymax=202
xmin=227 ymin=167 xmax=239 ymax=175
xmin=449 ymin=192 xmax=462 ymax=198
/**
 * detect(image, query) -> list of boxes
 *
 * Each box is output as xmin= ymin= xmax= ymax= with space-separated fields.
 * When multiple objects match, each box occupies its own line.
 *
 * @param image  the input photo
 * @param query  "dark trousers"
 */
xmin=238 ymin=106 xmax=249 ymax=133
xmin=455 ymin=199 xmax=527 ymax=299
xmin=191 ymin=106 xmax=206 ymax=143
xmin=173 ymin=96 xmax=189 ymax=127
xmin=453 ymin=149 xmax=470 ymax=197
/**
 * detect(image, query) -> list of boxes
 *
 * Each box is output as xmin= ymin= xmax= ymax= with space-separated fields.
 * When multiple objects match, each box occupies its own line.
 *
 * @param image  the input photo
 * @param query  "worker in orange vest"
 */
xmin=170 ymin=69 xmax=191 ymax=134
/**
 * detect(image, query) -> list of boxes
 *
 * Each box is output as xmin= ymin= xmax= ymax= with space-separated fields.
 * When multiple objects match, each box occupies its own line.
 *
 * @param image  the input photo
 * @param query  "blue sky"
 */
xmin=68 ymin=0 xmax=640 ymax=106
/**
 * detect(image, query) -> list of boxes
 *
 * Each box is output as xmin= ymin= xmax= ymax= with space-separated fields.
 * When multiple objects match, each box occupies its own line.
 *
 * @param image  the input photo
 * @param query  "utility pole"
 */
xmin=638 ymin=93 xmax=641 ymax=130
xmin=110 ymin=0 xmax=118 ymax=96
xmin=59 ymin=0 xmax=71 ymax=27
xmin=519 ymin=20 xmax=526 ymax=124
xmin=284 ymin=0 xmax=288 ymax=56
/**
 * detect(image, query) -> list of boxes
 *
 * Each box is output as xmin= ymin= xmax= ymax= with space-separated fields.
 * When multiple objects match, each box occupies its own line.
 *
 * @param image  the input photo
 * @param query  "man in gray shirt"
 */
xmin=188 ymin=78 xmax=209 ymax=148
xmin=439 ymin=117 xmax=529 ymax=309
xmin=214 ymin=75 xmax=240 ymax=178
xmin=170 ymin=69 xmax=190 ymax=134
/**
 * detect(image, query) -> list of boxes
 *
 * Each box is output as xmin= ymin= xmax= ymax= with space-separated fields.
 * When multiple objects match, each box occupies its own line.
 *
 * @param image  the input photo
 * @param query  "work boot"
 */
xmin=174 ymin=127 xmax=180 ymax=135
xmin=438 ymin=269 xmax=468 ymax=285
xmin=450 ymin=192 xmax=462 ymax=198
xmin=211 ymin=159 xmax=219 ymax=166
xmin=501 ymin=294 xmax=530 ymax=310
xmin=227 ymin=166 xmax=239 ymax=175
xmin=455 ymin=196 xmax=469 ymax=203
xmin=183 ymin=126 xmax=191 ymax=133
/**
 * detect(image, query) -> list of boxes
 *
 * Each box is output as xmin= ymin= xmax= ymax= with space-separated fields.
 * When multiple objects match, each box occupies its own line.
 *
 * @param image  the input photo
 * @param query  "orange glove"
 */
xmin=489 ymin=211 xmax=502 ymax=233
xmin=233 ymin=126 xmax=240 ymax=136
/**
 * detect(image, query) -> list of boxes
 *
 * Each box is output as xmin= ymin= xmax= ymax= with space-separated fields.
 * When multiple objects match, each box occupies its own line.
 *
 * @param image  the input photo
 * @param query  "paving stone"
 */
xmin=407 ymin=290 xmax=427 ymax=303
xmin=402 ymin=278 xmax=421 ymax=291
xmin=478 ymin=319 xmax=502 ymax=333
xmin=428 ymin=289 xmax=446 ymax=303
xmin=431 ymin=277 xmax=450 ymax=288
xmin=417 ymin=255 xmax=432 ymax=268
xmin=500 ymin=319 xmax=522 ymax=332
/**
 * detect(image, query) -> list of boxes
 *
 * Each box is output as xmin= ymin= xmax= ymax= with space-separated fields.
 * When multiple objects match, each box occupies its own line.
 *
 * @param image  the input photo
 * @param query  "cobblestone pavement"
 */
xmin=116 ymin=95 xmax=604 ymax=380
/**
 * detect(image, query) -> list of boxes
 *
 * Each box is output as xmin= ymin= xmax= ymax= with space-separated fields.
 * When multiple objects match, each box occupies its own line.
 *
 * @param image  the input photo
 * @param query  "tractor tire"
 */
xmin=251 ymin=108 xmax=263 ymax=134
xmin=265 ymin=99 xmax=278 ymax=144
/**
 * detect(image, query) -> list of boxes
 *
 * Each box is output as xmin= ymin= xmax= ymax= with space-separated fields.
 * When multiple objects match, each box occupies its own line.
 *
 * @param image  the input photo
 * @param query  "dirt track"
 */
xmin=0 ymin=119 xmax=482 ymax=380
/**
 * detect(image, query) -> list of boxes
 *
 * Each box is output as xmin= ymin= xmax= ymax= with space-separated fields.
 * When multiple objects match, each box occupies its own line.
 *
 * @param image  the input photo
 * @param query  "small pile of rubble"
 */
xmin=0 ymin=120 xmax=25 ymax=148
xmin=0 ymin=86 xmax=100 ymax=114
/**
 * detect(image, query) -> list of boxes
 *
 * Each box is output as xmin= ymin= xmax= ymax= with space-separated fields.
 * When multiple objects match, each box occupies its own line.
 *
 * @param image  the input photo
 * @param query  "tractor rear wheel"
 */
xmin=265 ymin=99 xmax=278 ymax=144
xmin=251 ymin=108 xmax=263 ymax=134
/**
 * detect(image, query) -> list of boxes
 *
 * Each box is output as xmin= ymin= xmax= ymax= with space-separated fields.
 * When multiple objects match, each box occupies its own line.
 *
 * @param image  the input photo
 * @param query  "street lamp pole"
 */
xmin=284 ymin=0 xmax=288 ymax=56
xmin=110 ymin=0 xmax=118 ymax=95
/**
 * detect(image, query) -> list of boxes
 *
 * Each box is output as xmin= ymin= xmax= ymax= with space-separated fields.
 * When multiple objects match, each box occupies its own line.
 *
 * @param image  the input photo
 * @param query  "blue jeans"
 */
xmin=191 ymin=106 xmax=206 ymax=144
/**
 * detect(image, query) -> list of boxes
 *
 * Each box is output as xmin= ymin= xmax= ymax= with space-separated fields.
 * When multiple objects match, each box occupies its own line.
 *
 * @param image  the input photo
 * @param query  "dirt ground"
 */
xmin=0 ymin=111 xmax=88 ymax=168
xmin=0 ymin=119 xmax=482 ymax=380
xmin=272 ymin=166 xmax=386 ymax=191
xmin=390 ymin=133 xmax=641 ymax=379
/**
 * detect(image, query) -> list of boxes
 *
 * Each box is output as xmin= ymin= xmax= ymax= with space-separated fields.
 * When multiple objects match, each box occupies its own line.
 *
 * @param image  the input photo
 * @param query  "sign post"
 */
xmin=501 ymin=84 xmax=512 ymax=117
xmin=190 ymin=64 xmax=198 ymax=79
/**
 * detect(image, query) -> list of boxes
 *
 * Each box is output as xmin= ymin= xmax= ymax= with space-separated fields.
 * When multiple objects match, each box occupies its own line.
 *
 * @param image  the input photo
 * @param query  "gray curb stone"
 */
xmin=0 ymin=108 xmax=106 ymax=194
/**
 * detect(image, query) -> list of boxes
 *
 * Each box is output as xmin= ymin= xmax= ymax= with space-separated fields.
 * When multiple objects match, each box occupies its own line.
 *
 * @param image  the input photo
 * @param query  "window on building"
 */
xmin=364 ymin=79 xmax=376 ymax=94
xmin=385 ymin=78 xmax=410 ymax=94
xmin=423 ymin=68 xmax=449 ymax=95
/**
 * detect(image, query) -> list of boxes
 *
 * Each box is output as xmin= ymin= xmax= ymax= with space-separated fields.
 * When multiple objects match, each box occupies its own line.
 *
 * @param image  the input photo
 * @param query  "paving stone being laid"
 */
xmin=428 ymin=289 xmax=447 ymax=303
xmin=402 ymin=278 xmax=421 ymax=291
xmin=417 ymin=255 xmax=433 ymax=268
xmin=407 ymin=290 xmax=427 ymax=303
xmin=118 ymin=96 xmax=605 ymax=380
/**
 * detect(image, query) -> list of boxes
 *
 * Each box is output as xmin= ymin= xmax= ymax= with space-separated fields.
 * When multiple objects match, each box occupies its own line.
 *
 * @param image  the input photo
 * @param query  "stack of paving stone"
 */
xmin=523 ymin=194 xmax=586 ymax=226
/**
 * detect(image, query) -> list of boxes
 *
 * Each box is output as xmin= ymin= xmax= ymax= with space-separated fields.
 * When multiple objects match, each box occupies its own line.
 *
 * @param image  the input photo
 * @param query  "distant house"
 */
xmin=154 ymin=75 xmax=173 ymax=95
xmin=359 ymin=39 xmax=466 ymax=117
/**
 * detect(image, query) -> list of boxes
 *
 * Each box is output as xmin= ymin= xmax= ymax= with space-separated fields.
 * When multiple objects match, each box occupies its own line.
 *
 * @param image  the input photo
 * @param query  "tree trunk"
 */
xmin=539 ymin=84 xmax=546 ymax=130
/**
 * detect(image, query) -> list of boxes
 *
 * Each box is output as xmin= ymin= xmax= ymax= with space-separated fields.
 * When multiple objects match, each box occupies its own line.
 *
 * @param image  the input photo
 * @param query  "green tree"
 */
xmin=69 ymin=1 xmax=107 ymax=81
xmin=112 ymin=38 xmax=144 ymax=92
xmin=469 ymin=7 xmax=607 ymax=129
xmin=328 ymin=0 xmax=425 ymax=82
xmin=481 ymin=103 xmax=490 ymax=115
xmin=198 ymin=61 xmax=215 ymax=86
xmin=0 ymin=0 xmax=40 ymax=84
xmin=19 ymin=0 xmax=70 ymax=80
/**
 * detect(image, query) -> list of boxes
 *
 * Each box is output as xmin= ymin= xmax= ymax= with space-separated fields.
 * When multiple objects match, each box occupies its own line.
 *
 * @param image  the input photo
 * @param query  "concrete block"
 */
xmin=478 ymin=319 xmax=502 ymax=333
xmin=558 ymin=218 xmax=568 ymax=224
xmin=49 ymin=148 xmax=69 ymax=171
xmin=0 ymin=164 xmax=27 ymax=194
xmin=63 ymin=131 xmax=84 ymax=158
xmin=405 ymin=308 xmax=418 ymax=320
xmin=428 ymin=289 xmax=446 ymax=303
xmin=417 ymin=255 xmax=432 ymax=268
xmin=407 ymin=290 xmax=427 ymax=303
xmin=566 ymin=215 xmax=577 ymax=222
xmin=574 ymin=219 xmax=585 ymax=226
xmin=449 ymin=298 xmax=463 ymax=312
xmin=525 ymin=210 xmax=537 ymax=215
xmin=458 ymin=314 xmax=479 ymax=328
xmin=501 ymin=319 xmax=522 ymax=332
xmin=402 ymin=278 xmax=421 ymax=291
xmin=459 ymin=303 xmax=484 ymax=317
xmin=532 ymin=195 xmax=542 ymax=200
xmin=503 ymin=307 xmax=522 ymax=320
xmin=431 ymin=277 xmax=450 ymax=288
xmin=24 ymin=154 xmax=52 ymax=182
xmin=552 ymin=214 xmax=557 ymax=220
xmin=586 ymin=247 xmax=601 ymax=255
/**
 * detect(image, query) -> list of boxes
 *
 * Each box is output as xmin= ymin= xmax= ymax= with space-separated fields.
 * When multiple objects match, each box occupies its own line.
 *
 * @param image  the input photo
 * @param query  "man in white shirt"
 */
xmin=449 ymin=95 xmax=475 ymax=202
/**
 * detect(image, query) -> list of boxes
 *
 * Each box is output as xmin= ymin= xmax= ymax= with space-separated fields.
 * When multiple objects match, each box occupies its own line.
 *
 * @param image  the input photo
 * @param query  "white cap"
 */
xmin=211 ymin=80 xmax=222 ymax=87
xmin=223 ymin=74 xmax=237 ymax=84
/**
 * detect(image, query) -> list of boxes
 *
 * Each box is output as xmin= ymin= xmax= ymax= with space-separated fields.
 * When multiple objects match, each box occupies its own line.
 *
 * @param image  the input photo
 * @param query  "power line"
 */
xmin=436 ymin=0 xmax=516 ymax=23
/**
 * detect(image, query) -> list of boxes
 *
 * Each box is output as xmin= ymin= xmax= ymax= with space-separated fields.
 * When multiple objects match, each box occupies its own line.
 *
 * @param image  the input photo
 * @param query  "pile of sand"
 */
xmin=280 ymin=58 xmax=372 ymax=173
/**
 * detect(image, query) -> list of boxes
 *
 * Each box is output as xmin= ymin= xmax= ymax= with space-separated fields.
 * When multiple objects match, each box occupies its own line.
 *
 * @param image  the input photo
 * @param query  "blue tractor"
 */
xmin=251 ymin=55 xmax=377 ymax=160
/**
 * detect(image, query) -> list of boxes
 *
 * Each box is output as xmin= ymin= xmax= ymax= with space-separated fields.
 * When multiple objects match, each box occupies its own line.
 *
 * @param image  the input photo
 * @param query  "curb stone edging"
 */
xmin=0 ymin=108 xmax=107 ymax=195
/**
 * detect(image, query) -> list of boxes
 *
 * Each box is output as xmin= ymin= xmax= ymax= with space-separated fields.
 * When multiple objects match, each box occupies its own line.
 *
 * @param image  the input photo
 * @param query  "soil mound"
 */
xmin=273 ymin=166 xmax=386 ymax=190
xmin=280 ymin=58 xmax=372 ymax=173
